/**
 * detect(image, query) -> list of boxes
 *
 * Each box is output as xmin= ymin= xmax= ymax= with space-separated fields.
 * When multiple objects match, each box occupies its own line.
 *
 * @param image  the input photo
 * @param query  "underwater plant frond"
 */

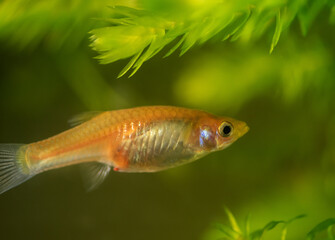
xmin=215 ymin=210 xmax=306 ymax=240
xmin=0 ymin=0 xmax=137 ymax=51
xmin=307 ymin=218 xmax=335 ymax=240
xmin=90 ymin=0 xmax=333 ymax=77
xmin=0 ymin=0 xmax=333 ymax=77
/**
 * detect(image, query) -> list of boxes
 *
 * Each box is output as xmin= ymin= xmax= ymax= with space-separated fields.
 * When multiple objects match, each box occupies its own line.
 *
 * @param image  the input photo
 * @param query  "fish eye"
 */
xmin=219 ymin=122 xmax=233 ymax=137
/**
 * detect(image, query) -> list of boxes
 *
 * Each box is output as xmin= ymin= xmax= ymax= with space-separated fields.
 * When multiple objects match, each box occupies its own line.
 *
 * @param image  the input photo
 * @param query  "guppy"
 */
xmin=0 ymin=106 xmax=249 ymax=194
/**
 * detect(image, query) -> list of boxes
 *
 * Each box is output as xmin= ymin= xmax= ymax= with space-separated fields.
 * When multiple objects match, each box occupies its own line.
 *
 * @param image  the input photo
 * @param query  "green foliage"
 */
xmin=307 ymin=218 xmax=335 ymax=240
xmin=250 ymin=215 xmax=307 ymax=240
xmin=0 ymin=0 xmax=108 ymax=51
xmin=215 ymin=209 xmax=335 ymax=240
xmin=331 ymin=5 xmax=335 ymax=24
xmin=0 ymin=0 xmax=332 ymax=76
xmin=90 ymin=0 xmax=333 ymax=76
xmin=215 ymin=208 xmax=305 ymax=240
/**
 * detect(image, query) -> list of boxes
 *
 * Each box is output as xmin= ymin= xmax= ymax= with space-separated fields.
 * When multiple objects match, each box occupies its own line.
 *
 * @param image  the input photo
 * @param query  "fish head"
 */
xmin=214 ymin=116 xmax=249 ymax=150
xmin=194 ymin=115 xmax=249 ymax=152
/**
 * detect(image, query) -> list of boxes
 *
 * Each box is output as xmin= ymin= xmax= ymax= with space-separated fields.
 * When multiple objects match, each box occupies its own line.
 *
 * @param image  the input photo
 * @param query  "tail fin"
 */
xmin=0 ymin=144 xmax=32 ymax=194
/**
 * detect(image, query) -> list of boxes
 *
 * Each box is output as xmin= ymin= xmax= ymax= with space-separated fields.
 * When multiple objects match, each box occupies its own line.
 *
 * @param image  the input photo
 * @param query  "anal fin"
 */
xmin=81 ymin=162 xmax=111 ymax=192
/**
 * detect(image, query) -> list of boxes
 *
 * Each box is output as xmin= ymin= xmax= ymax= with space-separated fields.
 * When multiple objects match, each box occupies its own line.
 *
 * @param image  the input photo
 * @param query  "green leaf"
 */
xmin=244 ymin=213 xmax=251 ymax=237
xmin=307 ymin=218 xmax=335 ymax=240
xmin=298 ymin=0 xmax=328 ymax=36
xmin=222 ymin=10 xmax=251 ymax=41
xmin=281 ymin=227 xmax=288 ymax=240
xmin=281 ymin=215 xmax=306 ymax=240
xmin=330 ymin=5 xmax=335 ymax=24
xmin=215 ymin=223 xmax=240 ymax=239
xmin=270 ymin=9 xmax=283 ymax=53
xmin=90 ymin=25 xmax=155 ymax=63
xmin=250 ymin=221 xmax=284 ymax=240
xmin=224 ymin=207 xmax=242 ymax=234
xmin=286 ymin=214 xmax=307 ymax=224
xmin=163 ymin=36 xmax=186 ymax=58
xmin=249 ymin=214 xmax=305 ymax=240
xmin=118 ymin=50 xmax=143 ymax=78
xmin=328 ymin=225 xmax=334 ymax=240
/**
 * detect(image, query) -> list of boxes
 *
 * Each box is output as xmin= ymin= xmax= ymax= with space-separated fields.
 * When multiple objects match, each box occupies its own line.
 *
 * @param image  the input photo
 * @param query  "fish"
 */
xmin=0 ymin=106 xmax=249 ymax=194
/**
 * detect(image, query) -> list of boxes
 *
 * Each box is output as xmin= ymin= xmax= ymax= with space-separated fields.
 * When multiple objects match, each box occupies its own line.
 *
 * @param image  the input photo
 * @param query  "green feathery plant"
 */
xmin=0 ymin=0 xmax=333 ymax=77
xmin=215 ymin=208 xmax=335 ymax=240
xmin=0 ymin=0 xmax=106 ymax=51
xmin=90 ymin=0 xmax=334 ymax=77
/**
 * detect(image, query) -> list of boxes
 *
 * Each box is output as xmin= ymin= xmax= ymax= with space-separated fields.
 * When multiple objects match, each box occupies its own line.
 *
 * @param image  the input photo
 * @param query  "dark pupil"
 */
xmin=223 ymin=125 xmax=231 ymax=135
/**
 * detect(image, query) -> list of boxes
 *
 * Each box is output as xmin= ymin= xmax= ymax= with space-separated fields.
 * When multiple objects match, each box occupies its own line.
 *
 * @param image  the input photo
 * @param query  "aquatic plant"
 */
xmin=213 ymin=208 xmax=335 ymax=240
xmin=90 ymin=0 xmax=335 ymax=76
xmin=0 ymin=0 xmax=334 ymax=77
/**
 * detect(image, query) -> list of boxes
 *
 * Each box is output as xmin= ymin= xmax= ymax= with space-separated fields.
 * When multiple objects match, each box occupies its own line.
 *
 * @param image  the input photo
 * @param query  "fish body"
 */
xmin=0 ymin=106 xmax=249 ymax=194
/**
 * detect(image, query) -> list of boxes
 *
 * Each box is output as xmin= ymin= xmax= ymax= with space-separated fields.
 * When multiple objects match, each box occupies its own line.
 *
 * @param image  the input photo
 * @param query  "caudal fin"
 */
xmin=0 ymin=144 xmax=32 ymax=194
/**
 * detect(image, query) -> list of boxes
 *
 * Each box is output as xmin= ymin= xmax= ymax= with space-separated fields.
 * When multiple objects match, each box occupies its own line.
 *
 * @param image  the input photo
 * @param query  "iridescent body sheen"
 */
xmin=0 ymin=106 xmax=249 ymax=194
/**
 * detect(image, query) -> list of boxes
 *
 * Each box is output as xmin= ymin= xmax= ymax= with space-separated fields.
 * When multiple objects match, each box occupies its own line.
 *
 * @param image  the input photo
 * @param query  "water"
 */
xmin=0 ymin=2 xmax=334 ymax=239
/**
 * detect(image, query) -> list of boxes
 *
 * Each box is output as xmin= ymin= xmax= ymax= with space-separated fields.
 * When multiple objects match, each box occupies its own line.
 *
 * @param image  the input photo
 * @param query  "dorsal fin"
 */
xmin=80 ymin=162 xmax=111 ymax=192
xmin=68 ymin=111 xmax=102 ymax=127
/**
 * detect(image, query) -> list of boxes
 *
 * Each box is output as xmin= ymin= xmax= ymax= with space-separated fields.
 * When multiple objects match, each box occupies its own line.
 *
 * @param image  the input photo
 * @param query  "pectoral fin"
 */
xmin=81 ymin=162 xmax=111 ymax=192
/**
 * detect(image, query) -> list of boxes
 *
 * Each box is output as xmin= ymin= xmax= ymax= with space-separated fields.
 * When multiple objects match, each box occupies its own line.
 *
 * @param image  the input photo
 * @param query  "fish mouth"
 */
xmin=238 ymin=121 xmax=249 ymax=137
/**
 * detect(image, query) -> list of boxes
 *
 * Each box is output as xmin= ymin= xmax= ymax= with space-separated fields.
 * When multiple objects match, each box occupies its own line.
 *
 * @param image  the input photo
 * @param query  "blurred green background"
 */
xmin=0 ymin=0 xmax=335 ymax=239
